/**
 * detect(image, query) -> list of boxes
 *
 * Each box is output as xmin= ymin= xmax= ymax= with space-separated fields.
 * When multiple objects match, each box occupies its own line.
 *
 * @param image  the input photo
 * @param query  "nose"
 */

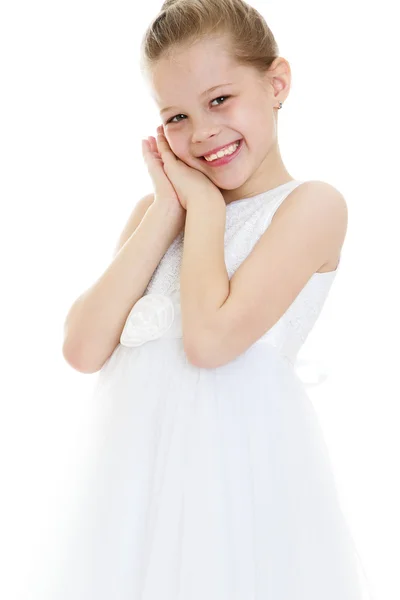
xmin=191 ymin=123 xmax=221 ymax=145
xmin=191 ymin=130 xmax=220 ymax=158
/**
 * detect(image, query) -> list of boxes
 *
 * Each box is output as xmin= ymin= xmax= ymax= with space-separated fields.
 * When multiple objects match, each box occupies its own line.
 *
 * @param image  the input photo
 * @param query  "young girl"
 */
xmin=59 ymin=1 xmax=375 ymax=599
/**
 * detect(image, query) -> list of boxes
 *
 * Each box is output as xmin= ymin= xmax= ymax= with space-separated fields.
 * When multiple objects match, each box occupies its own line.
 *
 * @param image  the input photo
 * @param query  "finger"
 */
xmin=148 ymin=136 xmax=162 ymax=160
xmin=143 ymin=137 xmax=162 ymax=161
xmin=156 ymin=127 xmax=173 ymax=158
xmin=148 ymin=136 xmax=157 ymax=154
xmin=157 ymin=137 xmax=177 ymax=169
xmin=156 ymin=131 xmax=168 ymax=150
xmin=142 ymin=140 xmax=165 ymax=180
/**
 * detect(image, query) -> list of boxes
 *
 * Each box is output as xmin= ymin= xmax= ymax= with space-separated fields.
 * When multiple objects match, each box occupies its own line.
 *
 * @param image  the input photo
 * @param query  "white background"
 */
xmin=0 ymin=1 xmax=398 ymax=599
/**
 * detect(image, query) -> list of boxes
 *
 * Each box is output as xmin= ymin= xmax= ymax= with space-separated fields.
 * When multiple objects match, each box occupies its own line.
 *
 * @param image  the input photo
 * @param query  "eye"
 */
xmin=210 ymin=95 xmax=230 ymax=107
xmin=166 ymin=95 xmax=231 ymax=124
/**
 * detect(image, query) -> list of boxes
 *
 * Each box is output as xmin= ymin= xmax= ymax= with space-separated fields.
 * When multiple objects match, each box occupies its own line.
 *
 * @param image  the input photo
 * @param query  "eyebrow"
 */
xmin=160 ymin=83 xmax=234 ymax=115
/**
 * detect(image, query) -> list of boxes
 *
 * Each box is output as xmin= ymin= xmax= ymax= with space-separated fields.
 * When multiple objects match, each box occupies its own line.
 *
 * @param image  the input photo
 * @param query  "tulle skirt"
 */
xmin=53 ymin=338 xmax=373 ymax=600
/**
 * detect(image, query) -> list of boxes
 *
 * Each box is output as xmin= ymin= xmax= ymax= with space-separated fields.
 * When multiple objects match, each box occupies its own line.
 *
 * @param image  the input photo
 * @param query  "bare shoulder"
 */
xmin=274 ymin=180 xmax=347 ymax=214
xmin=273 ymin=180 xmax=348 ymax=272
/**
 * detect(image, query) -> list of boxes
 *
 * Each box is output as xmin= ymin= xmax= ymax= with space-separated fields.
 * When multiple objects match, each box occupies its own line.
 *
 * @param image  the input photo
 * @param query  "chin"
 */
xmin=212 ymin=173 xmax=247 ymax=190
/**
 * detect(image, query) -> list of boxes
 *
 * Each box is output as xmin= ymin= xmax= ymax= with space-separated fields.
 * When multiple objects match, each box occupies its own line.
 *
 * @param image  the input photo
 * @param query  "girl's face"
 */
xmin=148 ymin=35 xmax=290 ymax=202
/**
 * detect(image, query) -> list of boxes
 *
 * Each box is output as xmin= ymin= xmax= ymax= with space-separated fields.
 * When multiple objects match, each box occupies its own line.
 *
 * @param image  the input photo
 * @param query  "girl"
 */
xmin=59 ymin=1 xmax=375 ymax=599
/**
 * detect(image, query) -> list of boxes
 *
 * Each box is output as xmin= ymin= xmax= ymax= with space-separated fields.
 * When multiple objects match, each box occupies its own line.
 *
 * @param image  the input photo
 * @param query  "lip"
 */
xmin=200 ymin=139 xmax=241 ymax=158
xmin=200 ymin=139 xmax=243 ymax=166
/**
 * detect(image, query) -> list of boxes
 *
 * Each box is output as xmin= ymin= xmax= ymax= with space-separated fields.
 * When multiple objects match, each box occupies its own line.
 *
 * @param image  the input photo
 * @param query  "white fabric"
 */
xmin=54 ymin=181 xmax=374 ymax=599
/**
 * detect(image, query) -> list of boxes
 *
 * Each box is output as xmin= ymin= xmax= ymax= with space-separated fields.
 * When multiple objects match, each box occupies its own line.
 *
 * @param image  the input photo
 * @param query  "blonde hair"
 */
xmin=140 ymin=0 xmax=280 ymax=81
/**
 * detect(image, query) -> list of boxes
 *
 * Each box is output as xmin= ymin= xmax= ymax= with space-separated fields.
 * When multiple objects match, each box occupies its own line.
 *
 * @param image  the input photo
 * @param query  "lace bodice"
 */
xmin=120 ymin=181 xmax=340 ymax=367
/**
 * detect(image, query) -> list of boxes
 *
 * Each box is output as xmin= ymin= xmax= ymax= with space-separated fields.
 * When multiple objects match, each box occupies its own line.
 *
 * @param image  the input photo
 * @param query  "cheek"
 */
xmin=169 ymin=140 xmax=199 ymax=167
xmin=166 ymin=135 xmax=185 ymax=157
xmin=244 ymin=110 xmax=273 ymax=141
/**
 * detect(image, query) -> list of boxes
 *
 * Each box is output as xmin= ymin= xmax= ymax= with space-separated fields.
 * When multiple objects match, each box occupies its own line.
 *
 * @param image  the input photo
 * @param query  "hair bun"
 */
xmin=142 ymin=0 xmax=280 ymax=84
xmin=160 ymin=0 xmax=178 ymax=10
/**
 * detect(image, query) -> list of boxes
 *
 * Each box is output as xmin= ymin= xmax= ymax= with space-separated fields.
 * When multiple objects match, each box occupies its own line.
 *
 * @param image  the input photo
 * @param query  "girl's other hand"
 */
xmin=142 ymin=135 xmax=186 ymax=230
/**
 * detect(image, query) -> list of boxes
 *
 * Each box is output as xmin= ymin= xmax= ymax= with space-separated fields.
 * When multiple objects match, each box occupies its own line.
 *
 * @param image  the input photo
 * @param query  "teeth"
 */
xmin=204 ymin=141 xmax=240 ymax=162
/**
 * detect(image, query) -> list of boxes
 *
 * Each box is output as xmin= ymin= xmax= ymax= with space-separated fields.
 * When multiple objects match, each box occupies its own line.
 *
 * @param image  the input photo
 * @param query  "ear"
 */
xmin=263 ymin=57 xmax=291 ymax=105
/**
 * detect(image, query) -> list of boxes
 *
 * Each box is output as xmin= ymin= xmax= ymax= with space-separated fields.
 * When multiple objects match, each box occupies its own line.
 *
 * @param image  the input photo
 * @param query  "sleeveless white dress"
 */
xmin=54 ymin=180 xmax=374 ymax=600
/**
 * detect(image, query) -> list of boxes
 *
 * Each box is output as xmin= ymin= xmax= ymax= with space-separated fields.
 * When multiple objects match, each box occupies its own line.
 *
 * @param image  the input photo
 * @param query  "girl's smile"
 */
xmin=199 ymin=138 xmax=244 ymax=167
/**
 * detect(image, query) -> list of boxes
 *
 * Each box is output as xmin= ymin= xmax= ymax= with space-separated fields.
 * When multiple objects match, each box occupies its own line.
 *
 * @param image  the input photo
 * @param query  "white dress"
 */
xmin=54 ymin=180 xmax=374 ymax=600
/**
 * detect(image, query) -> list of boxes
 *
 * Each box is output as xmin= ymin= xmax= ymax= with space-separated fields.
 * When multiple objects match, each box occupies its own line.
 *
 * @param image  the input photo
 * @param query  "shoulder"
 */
xmin=269 ymin=179 xmax=348 ymax=271
xmin=273 ymin=179 xmax=348 ymax=239
xmin=274 ymin=179 xmax=347 ymax=216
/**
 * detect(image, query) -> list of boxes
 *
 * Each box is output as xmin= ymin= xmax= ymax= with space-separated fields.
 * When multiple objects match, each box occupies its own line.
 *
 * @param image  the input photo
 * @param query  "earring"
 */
xmin=277 ymin=102 xmax=283 ymax=109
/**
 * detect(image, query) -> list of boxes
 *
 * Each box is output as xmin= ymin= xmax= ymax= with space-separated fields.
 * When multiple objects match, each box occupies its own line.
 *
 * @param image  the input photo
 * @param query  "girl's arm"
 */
xmin=112 ymin=193 xmax=154 ymax=258
xmin=62 ymin=201 xmax=183 ymax=374
xmin=180 ymin=191 xmax=230 ymax=364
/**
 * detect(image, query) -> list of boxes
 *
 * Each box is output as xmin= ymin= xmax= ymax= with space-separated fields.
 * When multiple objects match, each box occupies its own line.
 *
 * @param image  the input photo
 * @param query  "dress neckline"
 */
xmin=225 ymin=179 xmax=301 ymax=208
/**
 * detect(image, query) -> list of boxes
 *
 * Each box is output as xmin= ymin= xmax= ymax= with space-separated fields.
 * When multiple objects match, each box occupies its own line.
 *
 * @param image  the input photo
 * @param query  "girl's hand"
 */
xmin=141 ymin=134 xmax=186 ymax=228
xmin=156 ymin=126 xmax=223 ymax=209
